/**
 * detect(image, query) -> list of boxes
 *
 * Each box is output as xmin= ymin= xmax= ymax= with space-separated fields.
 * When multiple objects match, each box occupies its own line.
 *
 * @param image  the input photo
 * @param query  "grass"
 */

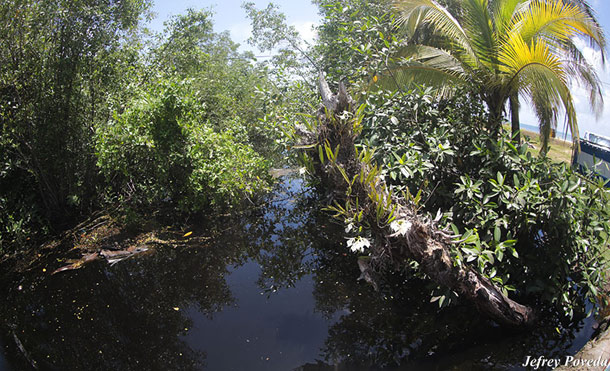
xmin=503 ymin=125 xmax=574 ymax=164
xmin=521 ymin=128 xmax=574 ymax=164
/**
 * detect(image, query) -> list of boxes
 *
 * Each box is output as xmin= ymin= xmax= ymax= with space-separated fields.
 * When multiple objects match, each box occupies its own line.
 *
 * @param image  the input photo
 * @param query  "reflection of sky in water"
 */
xmin=182 ymin=177 xmax=332 ymax=370
xmin=267 ymin=177 xmax=309 ymax=246
xmin=184 ymin=261 xmax=332 ymax=370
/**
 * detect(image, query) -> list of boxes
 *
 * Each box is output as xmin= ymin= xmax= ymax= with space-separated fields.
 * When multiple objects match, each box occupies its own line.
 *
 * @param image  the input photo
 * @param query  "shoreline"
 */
xmin=520 ymin=128 xmax=573 ymax=144
xmin=517 ymin=127 xmax=574 ymax=163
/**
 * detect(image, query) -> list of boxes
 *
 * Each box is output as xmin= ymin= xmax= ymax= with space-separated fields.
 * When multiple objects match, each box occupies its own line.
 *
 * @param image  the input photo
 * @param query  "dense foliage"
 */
xmin=312 ymin=0 xmax=459 ymax=85
xmin=95 ymin=81 xmax=271 ymax=211
xmin=0 ymin=4 xmax=284 ymax=254
xmin=0 ymin=0 xmax=608 ymax=324
xmin=339 ymin=87 xmax=610 ymax=317
xmin=309 ymin=0 xmax=610 ymax=318
xmin=0 ymin=0 xmax=150 ymax=250
xmin=312 ymin=0 xmax=394 ymax=82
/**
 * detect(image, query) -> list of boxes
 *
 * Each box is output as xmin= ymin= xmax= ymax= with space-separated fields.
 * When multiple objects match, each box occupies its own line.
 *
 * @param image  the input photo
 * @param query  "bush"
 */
xmin=355 ymin=88 xmax=610 ymax=317
xmin=95 ymin=80 xmax=272 ymax=212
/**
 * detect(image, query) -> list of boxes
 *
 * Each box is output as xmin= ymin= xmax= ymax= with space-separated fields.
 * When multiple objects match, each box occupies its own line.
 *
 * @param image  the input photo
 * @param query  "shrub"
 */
xmin=95 ymin=80 xmax=272 ymax=212
xmin=353 ymin=88 xmax=610 ymax=317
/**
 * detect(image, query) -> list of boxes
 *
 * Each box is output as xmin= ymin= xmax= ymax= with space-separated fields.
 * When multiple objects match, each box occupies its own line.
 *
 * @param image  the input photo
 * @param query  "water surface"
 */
xmin=0 ymin=176 xmax=597 ymax=370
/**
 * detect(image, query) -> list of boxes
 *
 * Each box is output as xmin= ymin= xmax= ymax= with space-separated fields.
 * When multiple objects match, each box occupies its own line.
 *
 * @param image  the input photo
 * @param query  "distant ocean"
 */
xmin=520 ymin=123 xmax=573 ymax=142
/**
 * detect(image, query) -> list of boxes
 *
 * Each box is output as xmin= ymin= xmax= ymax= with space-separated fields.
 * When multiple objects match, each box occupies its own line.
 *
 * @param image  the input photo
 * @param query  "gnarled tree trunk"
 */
xmin=306 ymin=75 xmax=535 ymax=327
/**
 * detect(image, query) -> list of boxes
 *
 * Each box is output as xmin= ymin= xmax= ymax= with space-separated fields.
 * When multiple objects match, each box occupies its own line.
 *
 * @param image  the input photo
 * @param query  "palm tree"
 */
xmin=389 ymin=0 xmax=605 ymax=152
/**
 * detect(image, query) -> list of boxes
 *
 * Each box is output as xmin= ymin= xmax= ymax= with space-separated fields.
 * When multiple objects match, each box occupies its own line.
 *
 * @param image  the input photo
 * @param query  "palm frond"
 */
xmin=559 ymin=40 xmax=604 ymax=118
xmin=530 ymin=90 xmax=557 ymax=153
xmin=373 ymin=46 xmax=468 ymax=96
xmin=499 ymin=34 xmax=565 ymax=86
xmin=380 ymin=68 xmax=460 ymax=98
xmin=463 ymin=0 xmax=497 ymax=67
xmin=530 ymin=83 xmax=578 ymax=151
xmin=396 ymin=3 xmax=431 ymax=38
xmin=493 ymin=0 xmax=531 ymax=37
xmin=562 ymin=0 xmax=607 ymax=61
xmin=392 ymin=0 xmax=481 ymax=66
xmin=512 ymin=62 xmax=578 ymax=150
xmin=394 ymin=44 xmax=469 ymax=75
xmin=513 ymin=0 xmax=604 ymax=50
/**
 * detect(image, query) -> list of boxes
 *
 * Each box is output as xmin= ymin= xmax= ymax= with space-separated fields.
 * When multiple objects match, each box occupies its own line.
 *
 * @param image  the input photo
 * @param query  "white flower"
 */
xmin=347 ymin=236 xmax=370 ymax=253
xmin=390 ymin=219 xmax=412 ymax=236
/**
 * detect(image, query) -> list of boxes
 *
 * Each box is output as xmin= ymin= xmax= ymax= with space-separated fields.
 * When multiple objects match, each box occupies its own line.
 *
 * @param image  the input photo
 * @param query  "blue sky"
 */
xmin=149 ymin=0 xmax=610 ymax=138
xmin=148 ymin=0 xmax=320 ymax=48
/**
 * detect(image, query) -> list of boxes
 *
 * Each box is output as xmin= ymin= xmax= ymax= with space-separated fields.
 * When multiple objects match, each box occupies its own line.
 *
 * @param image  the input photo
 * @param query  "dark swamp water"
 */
xmin=0 ymin=176 xmax=598 ymax=370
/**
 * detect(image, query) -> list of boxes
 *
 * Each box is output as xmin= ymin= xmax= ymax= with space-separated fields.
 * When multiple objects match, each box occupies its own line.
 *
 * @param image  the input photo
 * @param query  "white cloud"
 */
xmin=228 ymin=22 xmax=251 ymax=45
xmin=224 ymin=20 xmax=318 ymax=56
xmin=572 ymin=37 xmax=604 ymax=68
xmin=291 ymin=21 xmax=318 ymax=47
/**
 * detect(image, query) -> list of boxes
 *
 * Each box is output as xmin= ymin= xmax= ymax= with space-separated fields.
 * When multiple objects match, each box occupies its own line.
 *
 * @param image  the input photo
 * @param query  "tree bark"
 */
xmin=485 ymin=93 xmax=506 ymax=139
xmin=309 ymin=75 xmax=535 ymax=327
xmin=510 ymin=93 xmax=521 ymax=144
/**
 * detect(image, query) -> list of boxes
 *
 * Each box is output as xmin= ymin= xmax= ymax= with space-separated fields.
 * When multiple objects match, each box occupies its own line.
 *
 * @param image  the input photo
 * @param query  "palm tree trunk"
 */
xmin=510 ymin=93 xmax=521 ymax=143
xmin=486 ymin=95 xmax=506 ymax=139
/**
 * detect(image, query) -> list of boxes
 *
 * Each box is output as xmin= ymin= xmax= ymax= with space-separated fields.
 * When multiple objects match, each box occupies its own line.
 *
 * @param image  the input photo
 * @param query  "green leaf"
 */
xmin=318 ymin=145 xmax=325 ymax=164
xmin=494 ymin=226 xmax=501 ymax=242
xmin=497 ymin=172 xmax=504 ymax=186
xmin=513 ymin=174 xmax=520 ymax=189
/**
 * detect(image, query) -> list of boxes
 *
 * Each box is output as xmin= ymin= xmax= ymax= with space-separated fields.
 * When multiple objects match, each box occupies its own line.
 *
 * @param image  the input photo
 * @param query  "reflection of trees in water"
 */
xmin=0 ymin=176 xmax=341 ymax=370
xmin=251 ymin=180 xmax=594 ymax=369
xmin=306 ymin=241 xmax=592 ymax=369
xmin=0 ymin=179 xmax=309 ymax=369
xmin=1 ymin=236 xmax=243 ymax=370
xmin=0 ymin=176 xmax=595 ymax=370
xmin=251 ymin=178 xmax=331 ymax=292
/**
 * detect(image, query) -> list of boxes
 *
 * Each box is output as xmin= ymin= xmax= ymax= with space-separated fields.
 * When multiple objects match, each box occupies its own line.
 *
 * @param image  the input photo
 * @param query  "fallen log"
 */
xmin=304 ymin=74 xmax=534 ymax=327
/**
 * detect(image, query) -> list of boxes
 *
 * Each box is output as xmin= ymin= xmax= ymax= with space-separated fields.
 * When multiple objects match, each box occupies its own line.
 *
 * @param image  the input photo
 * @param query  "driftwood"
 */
xmin=308 ymin=74 xmax=534 ymax=327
